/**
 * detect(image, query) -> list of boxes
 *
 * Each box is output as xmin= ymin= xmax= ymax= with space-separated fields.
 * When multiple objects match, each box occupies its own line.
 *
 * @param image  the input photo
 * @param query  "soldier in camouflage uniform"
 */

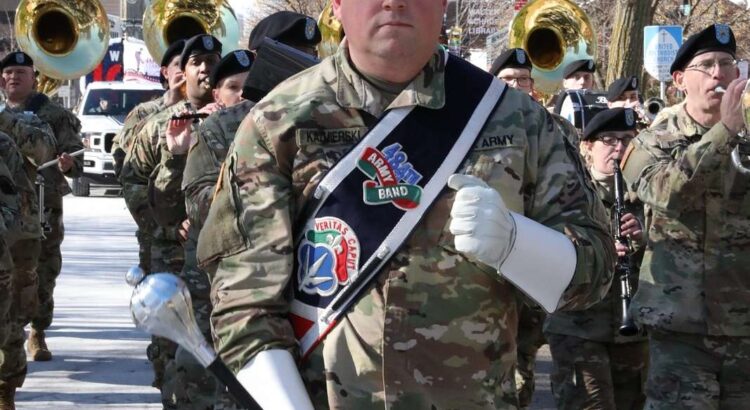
xmin=545 ymin=108 xmax=648 ymax=410
xmin=114 ymin=41 xmax=185 ymax=392
xmin=0 ymin=51 xmax=83 ymax=362
xmin=0 ymin=137 xmax=22 ymax=410
xmin=113 ymin=39 xmax=185 ymax=275
xmin=183 ymin=12 xmax=321 ymax=237
xmin=622 ymin=24 xmax=750 ymax=409
xmin=0 ymin=98 xmax=56 ymax=408
xmin=196 ymin=1 xmax=615 ymax=408
xmin=125 ymin=34 xmax=223 ymax=409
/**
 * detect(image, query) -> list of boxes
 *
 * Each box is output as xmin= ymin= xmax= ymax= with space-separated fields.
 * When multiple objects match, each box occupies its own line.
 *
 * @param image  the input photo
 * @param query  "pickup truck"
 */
xmin=72 ymin=81 xmax=163 ymax=196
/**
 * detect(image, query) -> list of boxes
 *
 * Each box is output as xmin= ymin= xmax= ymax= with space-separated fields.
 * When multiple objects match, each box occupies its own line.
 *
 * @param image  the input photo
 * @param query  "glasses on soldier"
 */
xmin=500 ymin=75 xmax=532 ymax=86
xmin=597 ymin=134 xmax=633 ymax=146
xmin=685 ymin=58 xmax=737 ymax=73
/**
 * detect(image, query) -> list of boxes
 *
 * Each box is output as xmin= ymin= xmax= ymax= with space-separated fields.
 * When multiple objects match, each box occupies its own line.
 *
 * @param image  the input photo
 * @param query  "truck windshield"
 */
xmin=84 ymin=89 xmax=162 ymax=116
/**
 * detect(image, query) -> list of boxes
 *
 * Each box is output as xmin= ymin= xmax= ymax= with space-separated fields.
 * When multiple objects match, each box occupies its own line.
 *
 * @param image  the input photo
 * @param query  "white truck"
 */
xmin=72 ymin=81 xmax=163 ymax=196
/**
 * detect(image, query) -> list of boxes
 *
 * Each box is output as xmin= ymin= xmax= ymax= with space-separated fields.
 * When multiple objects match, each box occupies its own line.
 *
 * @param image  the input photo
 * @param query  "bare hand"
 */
xmin=615 ymin=241 xmax=629 ymax=257
xmin=58 ymin=152 xmax=74 ymax=173
xmin=198 ymin=102 xmax=224 ymax=116
xmin=177 ymin=219 xmax=190 ymax=242
xmin=166 ymin=109 xmax=194 ymax=155
xmin=720 ymin=78 xmax=748 ymax=135
xmin=164 ymin=78 xmax=186 ymax=107
xmin=619 ymin=213 xmax=642 ymax=241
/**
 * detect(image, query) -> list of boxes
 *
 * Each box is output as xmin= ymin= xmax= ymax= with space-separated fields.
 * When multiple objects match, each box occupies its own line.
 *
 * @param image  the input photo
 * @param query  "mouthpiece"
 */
xmin=715 ymin=86 xmax=727 ymax=94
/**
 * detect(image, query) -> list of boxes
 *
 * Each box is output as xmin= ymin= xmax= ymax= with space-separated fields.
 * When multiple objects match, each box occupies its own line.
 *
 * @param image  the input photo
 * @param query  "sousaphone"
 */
xmin=143 ymin=0 xmax=241 ymax=63
xmin=15 ymin=0 xmax=110 ymax=94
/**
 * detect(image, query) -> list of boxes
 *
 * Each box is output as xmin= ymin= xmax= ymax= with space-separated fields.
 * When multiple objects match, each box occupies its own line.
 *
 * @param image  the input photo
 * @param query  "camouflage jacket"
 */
xmin=8 ymin=92 xmax=83 ymax=208
xmin=183 ymin=99 xmax=255 ymax=231
xmin=622 ymin=104 xmax=750 ymax=336
xmin=121 ymin=102 xmax=190 ymax=242
xmin=0 ymin=133 xmax=24 ymax=243
xmin=197 ymin=44 xmax=615 ymax=409
xmin=0 ymin=109 xmax=55 ymax=241
xmin=545 ymin=171 xmax=646 ymax=343
xmin=113 ymin=95 xmax=166 ymax=179
xmin=0 ymin=109 xmax=56 ymax=167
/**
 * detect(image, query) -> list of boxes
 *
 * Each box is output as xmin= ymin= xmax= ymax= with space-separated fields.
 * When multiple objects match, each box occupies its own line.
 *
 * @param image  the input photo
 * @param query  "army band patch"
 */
xmin=297 ymin=216 xmax=360 ymax=297
xmin=473 ymin=134 xmax=517 ymax=150
xmin=296 ymin=127 xmax=368 ymax=146
xmin=357 ymin=143 xmax=423 ymax=210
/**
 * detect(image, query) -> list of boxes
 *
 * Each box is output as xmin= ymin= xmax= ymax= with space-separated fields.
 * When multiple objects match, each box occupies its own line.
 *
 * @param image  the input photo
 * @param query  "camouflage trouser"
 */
xmin=121 ymin=183 xmax=155 ymax=271
xmin=547 ymin=333 xmax=647 ymax=410
xmin=645 ymin=328 xmax=750 ymax=410
xmin=0 ymin=241 xmax=11 ymax=347
xmin=0 ymin=239 xmax=40 ymax=389
xmin=30 ymin=207 xmax=63 ymax=331
xmin=163 ymin=232 xmax=218 ymax=409
xmin=515 ymin=303 xmax=547 ymax=408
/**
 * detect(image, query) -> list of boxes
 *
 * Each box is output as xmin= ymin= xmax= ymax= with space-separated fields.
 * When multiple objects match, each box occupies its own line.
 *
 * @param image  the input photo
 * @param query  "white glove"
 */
xmin=447 ymin=173 xmax=577 ymax=313
xmin=236 ymin=349 xmax=314 ymax=410
xmin=448 ymin=174 xmax=516 ymax=270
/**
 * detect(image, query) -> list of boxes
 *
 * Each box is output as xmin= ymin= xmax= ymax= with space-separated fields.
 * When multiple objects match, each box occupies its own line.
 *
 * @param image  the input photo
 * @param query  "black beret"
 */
xmin=180 ymin=34 xmax=222 ymax=69
xmin=159 ymin=40 xmax=186 ymax=85
xmin=670 ymin=24 xmax=736 ymax=74
xmin=582 ymin=108 xmax=637 ymax=141
xmin=490 ymin=48 xmax=532 ymax=76
xmin=248 ymin=11 xmax=321 ymax=51
xmin=209 ymin=50 xmax=254 ymax=88
xmin=161 ymin=40 xmax=186 ymax=67
xmin=0 ymin=51 xmax=33 ymax=71
xmin=606 ymin=76 xmax=639 ymax=101
xmin=563 ymin=59 xmax=596 ymax=79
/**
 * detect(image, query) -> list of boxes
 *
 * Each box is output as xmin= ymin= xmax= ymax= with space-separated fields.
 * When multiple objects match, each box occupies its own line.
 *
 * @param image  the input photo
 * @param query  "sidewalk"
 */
xmin=16 ymin=195 xmax=159 ymax=409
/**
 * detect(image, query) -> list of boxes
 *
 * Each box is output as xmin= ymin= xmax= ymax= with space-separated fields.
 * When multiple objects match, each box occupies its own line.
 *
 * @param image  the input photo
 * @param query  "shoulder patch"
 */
xmin=296 ymin=127 xmax=368 ymax=146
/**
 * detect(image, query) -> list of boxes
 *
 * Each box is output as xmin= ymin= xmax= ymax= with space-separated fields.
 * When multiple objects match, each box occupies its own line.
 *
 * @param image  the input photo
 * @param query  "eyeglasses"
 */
xmin=500 ymin=75 xmax=532 ymax=86
xmin=597 ymin=135 xmax=633 ymax=146
xmin=685 ymin=58 xmax=737 ymax=73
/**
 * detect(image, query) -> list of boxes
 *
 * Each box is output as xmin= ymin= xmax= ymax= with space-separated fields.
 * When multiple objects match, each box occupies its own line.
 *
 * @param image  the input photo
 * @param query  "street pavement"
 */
xmin=14 ymin=193 xmax=556 ymax=409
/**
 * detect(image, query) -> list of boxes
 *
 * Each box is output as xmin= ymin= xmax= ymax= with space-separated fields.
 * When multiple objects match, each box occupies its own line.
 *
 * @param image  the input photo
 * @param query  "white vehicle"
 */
xmin=72 ymin=81 xmax=163 ymax=196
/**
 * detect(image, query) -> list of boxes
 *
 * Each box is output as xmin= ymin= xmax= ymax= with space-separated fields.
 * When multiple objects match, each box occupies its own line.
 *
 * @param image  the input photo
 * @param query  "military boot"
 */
xmin=27 ymin=329 xmax=52 ymax=361
xmin=0 ymin=384 xmax=15 ymax=410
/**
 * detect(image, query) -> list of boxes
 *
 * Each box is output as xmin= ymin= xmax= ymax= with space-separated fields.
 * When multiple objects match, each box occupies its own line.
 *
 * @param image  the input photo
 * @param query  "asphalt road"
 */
xmin=14 ymin=194 xmax=556 ymax=409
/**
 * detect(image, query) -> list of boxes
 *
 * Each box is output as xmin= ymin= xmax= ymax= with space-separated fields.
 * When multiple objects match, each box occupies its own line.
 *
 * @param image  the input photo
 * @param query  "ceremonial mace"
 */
xmin=128 ymin=273 xmax=262 ymax=410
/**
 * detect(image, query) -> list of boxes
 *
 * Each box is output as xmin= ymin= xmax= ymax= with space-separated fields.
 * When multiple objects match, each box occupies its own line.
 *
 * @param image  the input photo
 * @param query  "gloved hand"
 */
xmin=237 ymin=349 xmax=314 ymax=410
xmin=447 ymin=174 xmax=516 ymax=270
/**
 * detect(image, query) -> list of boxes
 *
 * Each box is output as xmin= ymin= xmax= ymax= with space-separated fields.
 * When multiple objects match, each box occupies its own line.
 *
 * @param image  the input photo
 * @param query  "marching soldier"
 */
xmin=183 ymin=11 xmax=321 ymax=234
xmin=622 ymin=23 xmax=750 ymax=409
xmin=114 ymin=39 xmax=186 ymax=272
xmin=0 ymin=103 xmax=55 ymax=408
xmin=545 ymin=108 xmax=648 ymax=409
xmin=0 ymin=51 xmax=83 ymax=363
xmin=209 ymin=50 xmax=254 ymax=108
xmin=197 ymin=1 xmax=614 ymax=409
xmin=0 ymin=137 xmax=23 ymax=410
xmin=125 ymin=34 xmax=223 ymax=409
xmin=115 ymin=39 xmax=186 ymax=392
xmin=562 ymin=58 xmax=597 ymax=91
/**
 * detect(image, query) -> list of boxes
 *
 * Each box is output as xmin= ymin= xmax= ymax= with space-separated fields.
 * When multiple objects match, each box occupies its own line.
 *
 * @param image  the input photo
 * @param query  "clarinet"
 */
xmin=613 ymin=161 xmax=638 ymax=337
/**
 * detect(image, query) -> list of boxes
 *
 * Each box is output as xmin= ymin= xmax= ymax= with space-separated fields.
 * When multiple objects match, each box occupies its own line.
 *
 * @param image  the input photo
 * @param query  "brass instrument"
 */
xmin=15 ymin=0 xmax=110 ymax=83
xmin=508 ymin=0 xmax=597 ymax=94
xmin=317 ymin=1 xmax=344 ymax=59
xmin=143 ymin=0 xmax=240 ymax=63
